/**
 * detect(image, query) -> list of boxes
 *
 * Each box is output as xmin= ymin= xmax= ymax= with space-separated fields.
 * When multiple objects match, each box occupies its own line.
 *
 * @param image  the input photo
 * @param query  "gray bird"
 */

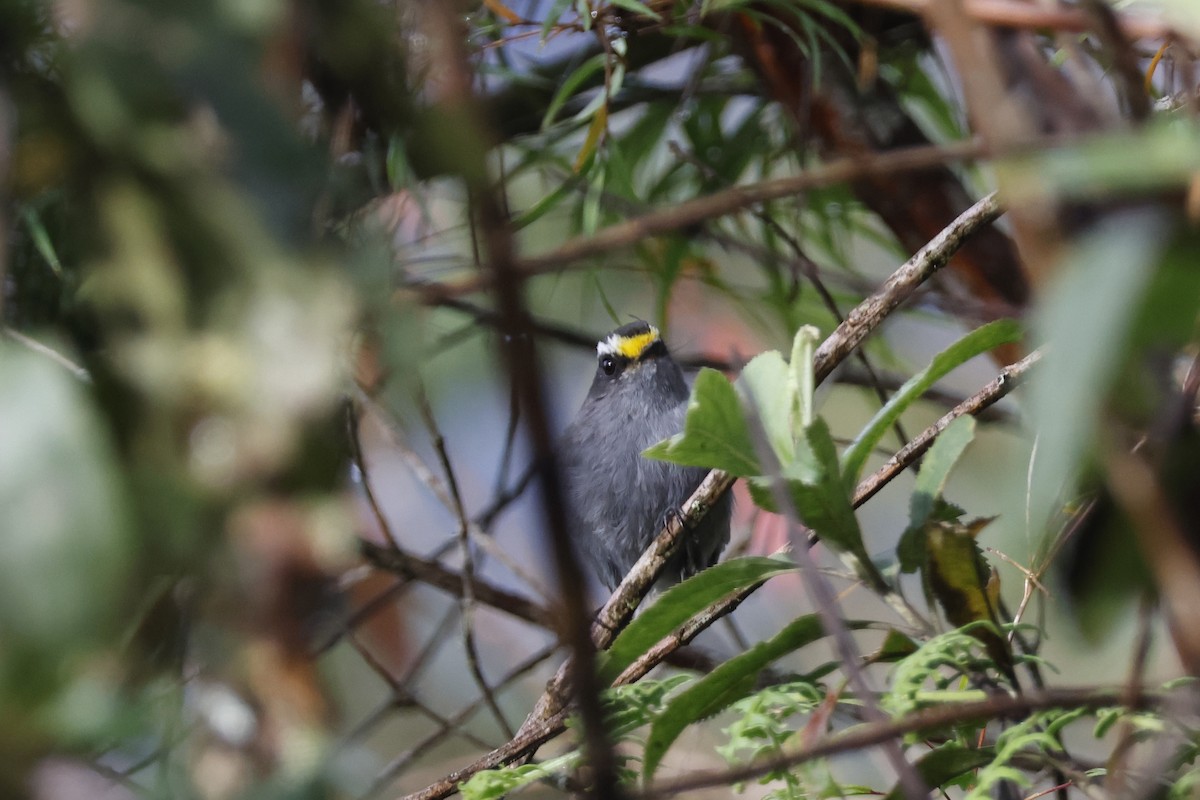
xmin=561 ymin=321 xmax=731 ymax=591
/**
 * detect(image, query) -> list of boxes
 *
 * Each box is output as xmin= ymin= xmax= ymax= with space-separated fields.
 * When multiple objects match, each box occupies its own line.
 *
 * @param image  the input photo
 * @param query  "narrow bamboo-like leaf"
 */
xmin=609 ymin=0 xmax=662 ymax=19
xmin=541 ymin=53 xmax=606 ymax=130
xmin=598 ymin=556 xmax=795 ymax=684
xmin=842 ymin=319 xmax=1022 ymax=485
xmin=644 ymin=368 xmax=762 ymax=476
xmin=512 ymin=179 xmax=575 ymax=230
xmin=482 ymin=0 xmax=522 ymax=23
xmin=643 ymin=614 xmax=871 ymax=780
xmin=909 ymin=416 xmax=976 ymax=530
xmin=882 ymin=743 xmax=995 ymax=800
xmin=581 ymin=160 xmax=606 ymax=235
xmin=22 ymin=207 xmax=63 ymax=278
xmin=540 ymin=0 xmax=574 ymax=41
xmin=574 ymin=104 xmax=607 ymax=173
xmin=897 ymin=416 xmax=977 ymax=573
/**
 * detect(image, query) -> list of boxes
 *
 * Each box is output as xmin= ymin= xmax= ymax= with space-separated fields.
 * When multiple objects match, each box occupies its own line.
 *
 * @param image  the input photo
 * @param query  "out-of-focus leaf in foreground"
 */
xmin=0 ymin=344 xmax=131 ymax=672
xmin=1024 ymin=212 xmax=1169 ymax=542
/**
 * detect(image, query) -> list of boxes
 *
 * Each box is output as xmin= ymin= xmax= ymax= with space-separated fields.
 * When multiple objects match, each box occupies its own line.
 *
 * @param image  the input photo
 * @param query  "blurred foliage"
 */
xmin=2 ymin=0 xmax=1200 ymax=799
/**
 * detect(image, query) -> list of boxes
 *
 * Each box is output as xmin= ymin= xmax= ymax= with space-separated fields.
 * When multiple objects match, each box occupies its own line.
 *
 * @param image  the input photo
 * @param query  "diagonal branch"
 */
xmin=853 ymin=348 xmax=1043 ymax=508
xmin=359 ymin=541 xmax=554 ymax=629
xmin=813 ymin=191 xmax=1004 ymax=384
xmin=407 ymin=139 xmax=987 ymax=301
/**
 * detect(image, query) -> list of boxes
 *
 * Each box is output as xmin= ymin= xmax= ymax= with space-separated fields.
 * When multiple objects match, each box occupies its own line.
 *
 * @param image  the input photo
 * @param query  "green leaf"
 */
xmin=749 ymin=420 xmax=881 ymax=587
xmin=460 ymin=749 xmax=581 ymax=800
xmin=897 ymin=497 xmax=964 ymax=574
xmin=897 ymin=416 xmax=977 ymax=573
xmin=644 ymin=367 xmax=762 ymax=476
xmin=1024 ymin=213 xmax=1168 ymax=541
xmin=883 ymin=743 xmax=995 ymax=800
xmin=597 ymin=556 xmax=795 ymax=684
xmin=643 ymin=614 xmax=871 ymax=780
xmin=513 ymin=178 xmax=577 ymax=231
xmin=603 ymin=675 xmax=692 ymax=736
xmin=581 ymin=156 xmax=606 ymax=235
xmin=870 ymin=629 xmax=919 ymax=663
xmin=1004 ymin=123 xmax=1200 ymax=202
xmin=615 ymin=102 xmax=672 ymax=178
xmin=21 ymin=206 xmax=64 ymax=278
xmin=541 ymin=53 xmax=607 ymax=130
xmin=540 ymin=0 xmax=574 ymax=42
xmin=841 ymin=319 xmax=1022 ymax=486
xmin=736 ymin=349 xmax=793 ymax=466
xmin=789 ymin=325 xmax=821 ymax=431
xmin=609 ymin=0 xmax=662 ymax=19
xmin=908 ymin=416 xmax=976 ymax=530
xmin=0 ymin=344 xmax=131 ymax=658
xmin=925 ymin=520 xmax=1013 ymax=680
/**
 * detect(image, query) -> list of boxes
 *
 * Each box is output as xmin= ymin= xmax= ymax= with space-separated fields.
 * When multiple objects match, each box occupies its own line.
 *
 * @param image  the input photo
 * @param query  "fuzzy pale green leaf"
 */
xmin=735 ymin=349 xmax=794 ymax=466
xmin=748 ymin=420 xmax=881 ymax=587
xmin=0 ymin=344 xmax=131 ymax=656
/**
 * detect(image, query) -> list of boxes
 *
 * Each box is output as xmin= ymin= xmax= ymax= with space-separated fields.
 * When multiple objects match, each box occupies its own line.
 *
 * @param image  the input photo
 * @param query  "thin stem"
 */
xmin=417 ymin=388 xmax=515 ymax=739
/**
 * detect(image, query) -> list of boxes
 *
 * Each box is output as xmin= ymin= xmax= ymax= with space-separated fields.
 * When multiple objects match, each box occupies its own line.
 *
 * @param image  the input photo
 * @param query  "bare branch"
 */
xmin=852 ymin=349 xmax=1043 ymax=508
xmin=813 ymin=191 xmax=1004 ymax=384
xmin=359 ymin=541 xmax=553 ymax=629
xmin=417 ymin=389 xmax=515 ymax=739
xmin=406 ymin=139 xmax=988 ymax=301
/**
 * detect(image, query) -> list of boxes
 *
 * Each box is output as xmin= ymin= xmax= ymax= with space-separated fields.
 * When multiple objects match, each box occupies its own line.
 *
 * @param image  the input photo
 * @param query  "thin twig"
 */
xmin=814 ymin=191 xmax=1003 ymax=385
xmin=366 ymin=645 xmax=558 ymax=798
xmin=346 ymin=633 xmax=496 ymax=753
xmin=358 ymin=391 xmax=552 ymax=598
xmin=401 ymin=469 xmax=738 ymax=800
xmin=417 ymin=388 xmax=515 ymax=739
xmin=755 ymin=209 xmax=911 ymax=450
xmin=852 ymin=349 xmax=1042 ymax=508
xmin=407 ymin=139 xmax=988 ymax=301
xmin=348 ymin=400 xmax=402 ymax=550
xmin=2 ymin=327 xmax=91 ymax=381
xmin=336 ymin=606 xmax=460 ymax=753
xmin=359 ymin=541 xmax=552 ymax=629
xmin=1104 ymin=593 xmax=1157 ymax=795
xmin=401 ymin=188 xmax=1010 ymax=800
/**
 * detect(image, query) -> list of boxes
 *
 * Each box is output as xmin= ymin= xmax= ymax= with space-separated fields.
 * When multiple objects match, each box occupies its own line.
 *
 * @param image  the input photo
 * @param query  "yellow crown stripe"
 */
xmin=599 ymin=326 xmax=660 ymax=360
xmin=616 ymin=329 xmax=659 ymax=359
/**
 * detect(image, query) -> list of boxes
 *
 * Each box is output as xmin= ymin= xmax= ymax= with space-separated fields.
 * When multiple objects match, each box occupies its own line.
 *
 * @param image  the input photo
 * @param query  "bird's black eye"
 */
xmin=600 ymin=356 xmax=617 ymax=376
